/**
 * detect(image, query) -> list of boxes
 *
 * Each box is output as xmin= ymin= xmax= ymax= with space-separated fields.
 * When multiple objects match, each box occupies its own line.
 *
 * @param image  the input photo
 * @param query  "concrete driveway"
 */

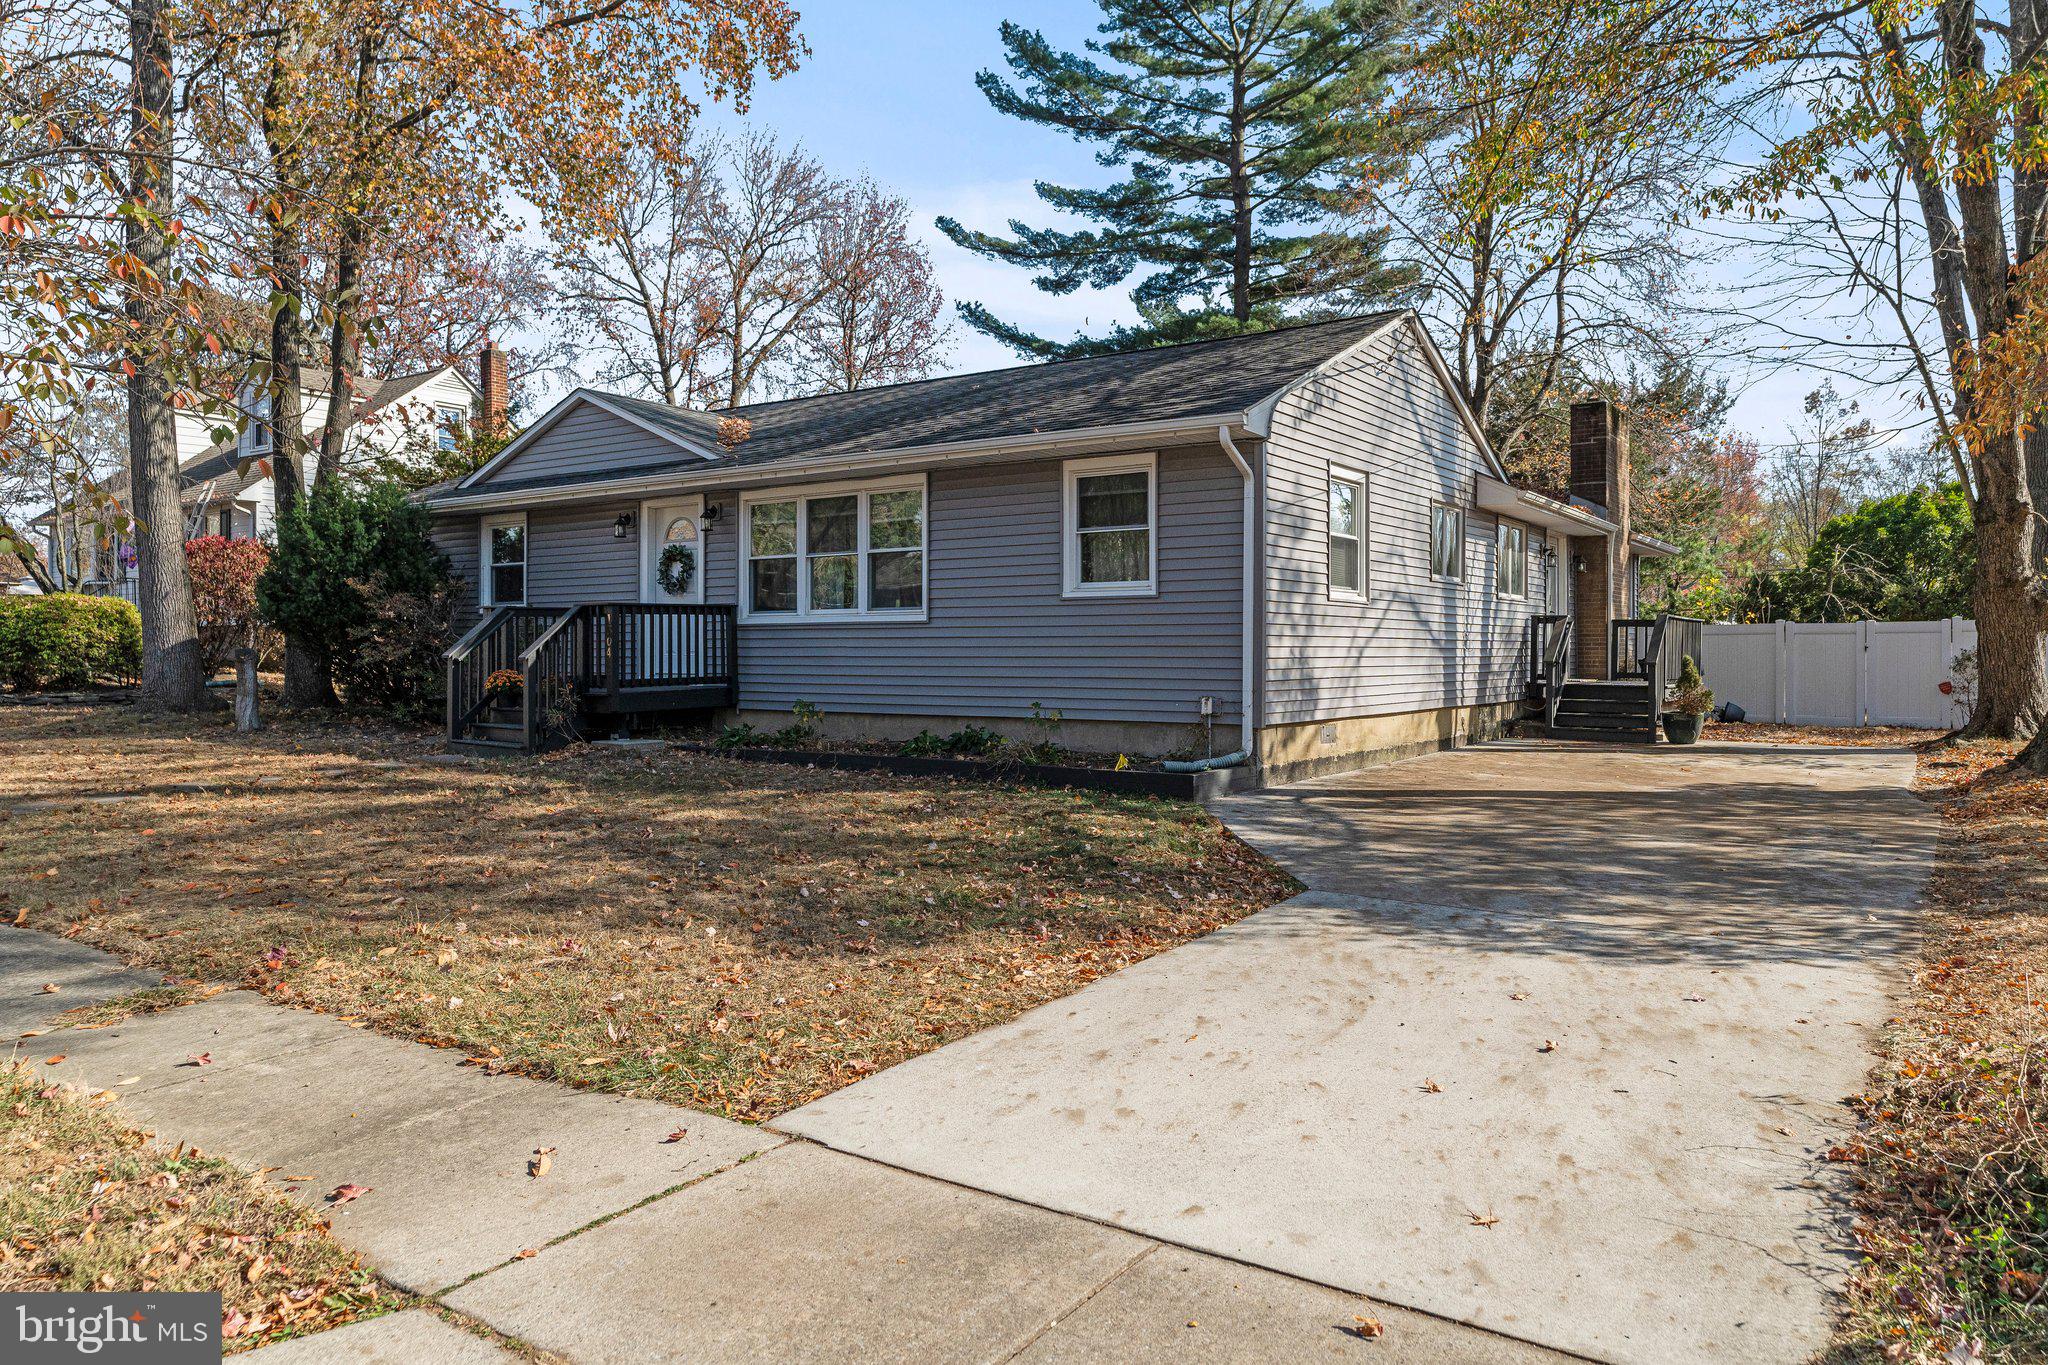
xmin=775 ymin=740 xmax=1935 ymax=1364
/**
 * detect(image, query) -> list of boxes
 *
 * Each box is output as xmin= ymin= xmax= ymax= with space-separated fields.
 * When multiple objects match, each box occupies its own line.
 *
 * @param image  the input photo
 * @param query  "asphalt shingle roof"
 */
xmin=450 ymin=313 xmax=1405 ymax=499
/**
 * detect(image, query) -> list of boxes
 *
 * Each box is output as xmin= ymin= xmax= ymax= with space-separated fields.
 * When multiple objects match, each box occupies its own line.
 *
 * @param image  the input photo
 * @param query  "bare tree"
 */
xmin=697 ymin=132 xmax=836 ymax=407
xmin=554 ymin=147 xmax=725 ymax=405
xmin=552 ymin=132 xmax=946 ymax=408
xmin=1771 ymin=383 xmax=1882 ymax=556
xmin=1385 ymin=11 xmax=1709 ymax=464
xmin=791 ymin=178 xmax=951 ymax=394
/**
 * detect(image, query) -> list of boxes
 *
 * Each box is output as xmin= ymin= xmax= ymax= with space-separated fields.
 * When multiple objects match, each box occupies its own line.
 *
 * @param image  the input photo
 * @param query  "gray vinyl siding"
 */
xmin=428 ymin=435 xmax=1245 ymax=727
xmin=477 ymin=402 xmax=692 ymax=485
xmin=431 ymin=521 xmax=480 ymax=617
xmin=1260 ymin=321 xmax=1550 ymax=726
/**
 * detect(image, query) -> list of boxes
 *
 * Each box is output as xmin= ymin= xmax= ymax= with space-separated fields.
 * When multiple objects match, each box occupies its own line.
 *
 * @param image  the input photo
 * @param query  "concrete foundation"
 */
xmin=716 ymin=708 xmax=1216 ymax=760
xmin=1254 ymin=701 xmax=1522 ymax=786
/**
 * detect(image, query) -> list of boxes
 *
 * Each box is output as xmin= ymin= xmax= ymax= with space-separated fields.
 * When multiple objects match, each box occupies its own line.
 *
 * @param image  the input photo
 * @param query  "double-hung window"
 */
xmin=1495 ymin=520 xmax=1527 ymax=599
xmin=1430 ymin=501 xmax=1465 ymax=581
xmin=1063 ymin=453 xmax=1156 ymax=597
xmin=437 ymin=405 xmax=467 ymax=453
xmin=743 ymin=477 xmax=926 ymax=621
xmin=1328 ymin=470 xmax=1366 ymax=599
xmin=244 ymin=398 xmax=272 ymax=458
xmin=481 ymin=513 xmax=526 ymax=607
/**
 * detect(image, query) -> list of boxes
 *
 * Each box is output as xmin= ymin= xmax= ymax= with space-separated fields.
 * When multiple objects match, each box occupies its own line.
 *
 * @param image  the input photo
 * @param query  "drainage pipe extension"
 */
xmin=1162 ymin=749 xmax=1250 ymax=773
xmin=1216 ymin=426 xmax=1257 ymax=759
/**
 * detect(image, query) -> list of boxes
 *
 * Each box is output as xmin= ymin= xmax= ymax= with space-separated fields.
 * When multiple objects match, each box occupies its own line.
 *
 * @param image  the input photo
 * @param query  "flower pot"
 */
xmin=1662 ymin=711 xmax=1704 ymax=745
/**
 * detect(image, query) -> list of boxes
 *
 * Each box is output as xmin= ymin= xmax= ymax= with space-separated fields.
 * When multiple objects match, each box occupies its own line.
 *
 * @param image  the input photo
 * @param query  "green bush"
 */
xmin=0 ymin=594 xmax=142 ymax=691
xmin=256 ymin=480 xmax=454 ymax=713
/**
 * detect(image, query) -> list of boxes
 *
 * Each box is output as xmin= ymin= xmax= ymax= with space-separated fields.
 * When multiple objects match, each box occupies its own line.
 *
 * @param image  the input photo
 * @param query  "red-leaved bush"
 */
xmin=186 ymin=536 xmax=279 ymax=674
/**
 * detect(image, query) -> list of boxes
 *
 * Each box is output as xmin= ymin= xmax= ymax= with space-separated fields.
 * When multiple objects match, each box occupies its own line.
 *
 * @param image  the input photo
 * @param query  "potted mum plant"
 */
xmin=1662 ymin=655 xmax=1713 ymax=745
xmin=483 ymin=668 xmax=525 ymax=708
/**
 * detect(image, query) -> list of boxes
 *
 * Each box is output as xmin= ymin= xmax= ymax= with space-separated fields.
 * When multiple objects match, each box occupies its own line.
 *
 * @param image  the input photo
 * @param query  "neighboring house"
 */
xmin=2 ymin=540 xmax=43 ymax=593
xmin=426 ymin=313 xmax=1675 ymax=781
xmin=33 ymin=347 xmax=502 ymax=594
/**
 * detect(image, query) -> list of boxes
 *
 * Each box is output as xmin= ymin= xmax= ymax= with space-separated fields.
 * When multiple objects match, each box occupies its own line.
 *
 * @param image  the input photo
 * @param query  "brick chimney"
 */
xmin=477 ymin=340 xmax=509 ymax=434
xmin=1567 ymin=399 xmax=1632 ymax=676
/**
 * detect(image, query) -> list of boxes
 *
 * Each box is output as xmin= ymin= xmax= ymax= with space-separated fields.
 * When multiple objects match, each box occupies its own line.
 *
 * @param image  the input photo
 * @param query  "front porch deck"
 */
xmin=444 ymin=603 xmax=737 ymax=753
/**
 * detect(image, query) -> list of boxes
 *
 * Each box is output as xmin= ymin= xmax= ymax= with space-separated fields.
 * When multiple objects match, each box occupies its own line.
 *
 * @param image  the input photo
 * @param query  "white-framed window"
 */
xmin=243 ymin=397 xmax=272 ymax=457
xmin=437 ymin=404 xmax=467 ymax=453
xmin=741 ymin=475 xmax=926 ymax=622
xmin=481 ymin=512 xmax=526 ymax=607
xmin=1430 ymin=501 xmax=1464 ymax=581
xmin=1495 ymin=520 xmax=1528 ymax=599
xmin=1328 ymin=469 xmax=1366 ymax=599
xmin=1063 ymin=452 xmax=1156 ymax=597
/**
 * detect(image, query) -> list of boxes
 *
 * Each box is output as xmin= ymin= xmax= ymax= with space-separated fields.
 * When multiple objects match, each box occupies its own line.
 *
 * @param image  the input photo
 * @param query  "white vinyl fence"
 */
xmin=1699 ymin=618 xmax=1976 ymax=729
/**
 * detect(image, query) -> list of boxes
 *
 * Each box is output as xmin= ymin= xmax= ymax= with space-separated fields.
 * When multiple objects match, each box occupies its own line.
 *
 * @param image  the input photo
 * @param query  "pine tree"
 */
xmin=939 ymin=0 xmax=1414 ymax=358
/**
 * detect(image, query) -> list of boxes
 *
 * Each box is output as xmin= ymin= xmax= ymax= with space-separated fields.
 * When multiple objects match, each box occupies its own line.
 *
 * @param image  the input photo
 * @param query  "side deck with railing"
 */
xmin=445 ymin=603 xmax=738 ymax=754
xmin=1525 ymin=612 xmax=1707 ymax=742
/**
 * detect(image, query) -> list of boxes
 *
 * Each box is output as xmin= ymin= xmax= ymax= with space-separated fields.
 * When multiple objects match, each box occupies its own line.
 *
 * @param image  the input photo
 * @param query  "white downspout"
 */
xmin=1216 ymin=426 xmax=1257 ymax=759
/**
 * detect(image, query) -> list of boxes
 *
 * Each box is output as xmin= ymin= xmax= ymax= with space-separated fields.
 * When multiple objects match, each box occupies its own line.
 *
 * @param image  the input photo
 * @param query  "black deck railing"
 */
xmin=445 ymin=602 xmax=737 ymax=752
xmin=1527 ymin=614 xmax=1575 ymax=728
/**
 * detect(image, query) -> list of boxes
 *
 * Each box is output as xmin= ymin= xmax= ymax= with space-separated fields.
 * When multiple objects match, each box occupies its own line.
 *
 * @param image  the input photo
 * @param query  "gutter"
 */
xmin=426 ymin=412 xmax=1252 ymax=514
xmin=1216 ymin=426 xmax=1258 ymax=760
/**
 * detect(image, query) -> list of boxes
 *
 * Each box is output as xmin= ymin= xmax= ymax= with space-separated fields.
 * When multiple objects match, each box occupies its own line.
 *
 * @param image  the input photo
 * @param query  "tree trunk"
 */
xmin=317 ymin=213 xmax=366 ymax=488
xmin=125 ymin=0 xmax=206 ymax=712
xmin=1228 ymin=68 xmax=1252 ymax=323
xmin=270 ymin=224 xmax=336 ymax=708
xmin=1962 ymin=492 xmax=2048 ymax=738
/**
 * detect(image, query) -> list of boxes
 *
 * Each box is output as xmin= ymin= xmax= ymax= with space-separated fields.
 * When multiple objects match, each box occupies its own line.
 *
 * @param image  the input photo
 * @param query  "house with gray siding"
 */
xmin=425 ymin=312 xmax=1675 ymax=782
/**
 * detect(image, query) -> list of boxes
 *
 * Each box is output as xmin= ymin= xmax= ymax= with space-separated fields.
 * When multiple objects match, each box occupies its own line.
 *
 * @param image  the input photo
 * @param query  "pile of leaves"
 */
xmin=0 ymin=705 xmax=1295 ymax=1121
xmin=1702 ymin=722 xmax=1942 ymax=748
xmin=0 ymin=1059 xmax=396 ymax=1351
xmin=1835 ymin=740 xmax=2048 ymax=1362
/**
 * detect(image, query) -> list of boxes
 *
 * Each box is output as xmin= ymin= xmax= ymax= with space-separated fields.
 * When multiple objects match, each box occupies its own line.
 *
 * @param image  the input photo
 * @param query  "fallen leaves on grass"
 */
xmin=1835 ymin=738 xmax=2048 ymax=1362
xmin=0 ymin=705 xmax=1295 ymax=1122
xmin=0 ymin=1060 xmax=393 ymax=1350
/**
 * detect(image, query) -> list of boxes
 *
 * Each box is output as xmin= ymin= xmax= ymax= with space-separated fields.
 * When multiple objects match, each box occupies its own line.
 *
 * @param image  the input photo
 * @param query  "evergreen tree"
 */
xmin=940 ymin=0 xmax=1414 ymax=358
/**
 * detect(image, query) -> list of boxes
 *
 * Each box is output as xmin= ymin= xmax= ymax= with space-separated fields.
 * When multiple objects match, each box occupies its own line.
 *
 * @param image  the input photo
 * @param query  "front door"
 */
xmin=641 ymin=497 xmax=704 ymax=605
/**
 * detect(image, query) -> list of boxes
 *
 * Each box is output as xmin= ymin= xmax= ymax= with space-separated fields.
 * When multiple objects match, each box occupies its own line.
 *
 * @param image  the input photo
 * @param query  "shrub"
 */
xmin=943 ymin=724 xmax=1005 ymax=756
xmin=1670 ymin=654 xmax=1714 ymax=716
xmin=0 ymin=594 xmax=142 ymax=691
xmin=186 ymin=536 xmax=277 ymax=674
xmin=345 ymin=576 xmax=460 ymax=721
xmin=714 ymin=722 xmax=761 ymax=752
xmin=257 ymin=481 xmax=454 ymax=713
xmin=898 ymin=730 xmax=948 ymax=757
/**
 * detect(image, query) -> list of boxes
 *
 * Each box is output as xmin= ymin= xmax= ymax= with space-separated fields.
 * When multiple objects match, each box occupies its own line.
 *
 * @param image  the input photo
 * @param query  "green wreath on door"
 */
xmin=656 ymin=542 xmax=697 ymax=596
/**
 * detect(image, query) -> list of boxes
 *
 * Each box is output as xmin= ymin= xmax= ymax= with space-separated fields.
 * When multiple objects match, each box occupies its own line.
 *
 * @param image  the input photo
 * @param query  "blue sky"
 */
xmin=521 ymin=2 xmax=1829 ymax=449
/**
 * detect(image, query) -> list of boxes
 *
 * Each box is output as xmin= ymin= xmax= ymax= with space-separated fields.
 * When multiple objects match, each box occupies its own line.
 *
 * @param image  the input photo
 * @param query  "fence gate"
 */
xmin=1698 ymin=618 xmax=1977 ymax=729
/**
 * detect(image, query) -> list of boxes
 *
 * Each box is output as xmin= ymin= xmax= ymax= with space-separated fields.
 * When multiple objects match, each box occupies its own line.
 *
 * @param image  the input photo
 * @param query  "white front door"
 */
xmin=640 ymin=497 xmax=705 ymax=605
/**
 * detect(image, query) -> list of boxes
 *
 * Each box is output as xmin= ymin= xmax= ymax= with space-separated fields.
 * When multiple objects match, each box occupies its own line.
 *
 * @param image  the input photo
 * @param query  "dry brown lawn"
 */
xmin=0 ymin=1058 xmax=398 ymax=1351
xmin=1829 ymin=738 xmax=2048 ymax=1363
xmin=0 ymin=704 xmax=1292 ymax=1121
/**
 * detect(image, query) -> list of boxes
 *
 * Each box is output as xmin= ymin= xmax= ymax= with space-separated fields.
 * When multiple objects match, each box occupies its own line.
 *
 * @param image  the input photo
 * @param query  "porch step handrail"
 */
xmin=443 ymin=605 xmax=568 ymax=745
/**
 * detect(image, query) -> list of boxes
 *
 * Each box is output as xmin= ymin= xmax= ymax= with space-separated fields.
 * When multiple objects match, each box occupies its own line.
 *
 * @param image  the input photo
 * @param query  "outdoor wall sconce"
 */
xmin=701 ymin=502 xmax=722 ymax=523
xmin=612 ymin=512 xmax=635 ymax=539
xmin=1570 ymin=553 xmax=1588 ymax=574
xmin=1540 ymin=545 xmax=1558 ymax=569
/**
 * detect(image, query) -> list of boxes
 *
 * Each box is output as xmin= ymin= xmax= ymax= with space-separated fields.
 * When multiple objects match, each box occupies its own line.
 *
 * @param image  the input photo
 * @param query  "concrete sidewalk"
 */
xmin=7 ymin=932 xmax=1559 ymax=1364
